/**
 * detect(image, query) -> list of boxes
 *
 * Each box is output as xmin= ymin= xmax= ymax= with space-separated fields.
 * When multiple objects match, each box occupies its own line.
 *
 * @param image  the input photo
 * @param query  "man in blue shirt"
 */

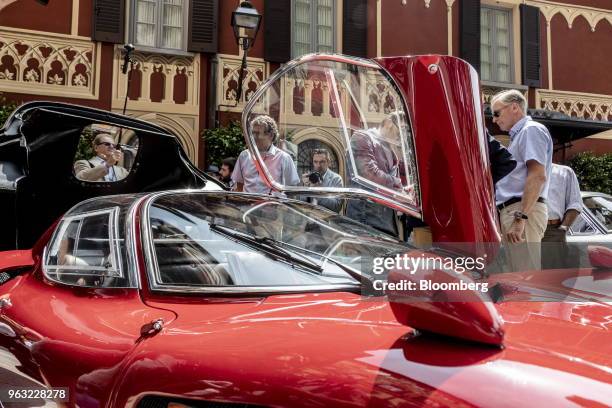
xmin=491 ymin=90 xmax=553 ymax=272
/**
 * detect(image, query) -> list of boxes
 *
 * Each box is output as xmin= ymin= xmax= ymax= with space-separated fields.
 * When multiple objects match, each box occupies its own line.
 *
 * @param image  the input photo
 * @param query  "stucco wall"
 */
xmin=551 ymin=14 xmax=612 ymax=95
xmin=0 ymin=0 xmax=72 ymax=34
xmin=381 ymin=0 xmax=447 ymax=56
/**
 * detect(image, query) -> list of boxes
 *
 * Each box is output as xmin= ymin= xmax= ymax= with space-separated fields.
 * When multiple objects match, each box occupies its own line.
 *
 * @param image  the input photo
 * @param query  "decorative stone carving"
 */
xmin=112 ymin=47 xmax=200 ymax=116
xmin=536 ymin=89 xmax=612 ymax=122
xmin=111 ymin=48 xmax=201 ymax=164
xmin=217 ymin=54 xmax=267 ymax=113
xmin=0 ymin=28 xmax=98 ymax=98
xmin=362 ymin=70 xmax=402 ymax=124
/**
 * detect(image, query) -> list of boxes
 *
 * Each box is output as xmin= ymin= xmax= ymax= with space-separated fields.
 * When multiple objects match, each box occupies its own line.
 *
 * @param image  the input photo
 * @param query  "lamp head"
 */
xmin=231 ymin=0 xmax=262 ymax=48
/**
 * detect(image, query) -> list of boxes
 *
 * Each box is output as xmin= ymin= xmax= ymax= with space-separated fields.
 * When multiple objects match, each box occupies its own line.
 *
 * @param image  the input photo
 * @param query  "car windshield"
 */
xmin=146 ymin=192 xmax=409 ymax=291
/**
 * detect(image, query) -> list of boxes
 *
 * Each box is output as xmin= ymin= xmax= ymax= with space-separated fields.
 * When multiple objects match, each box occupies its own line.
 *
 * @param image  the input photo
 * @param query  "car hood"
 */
xmin=117 ymin=293 xmax=612 ymax=407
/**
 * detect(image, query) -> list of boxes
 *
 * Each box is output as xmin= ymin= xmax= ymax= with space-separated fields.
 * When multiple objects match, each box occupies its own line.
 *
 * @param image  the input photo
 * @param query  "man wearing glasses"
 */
xmin=491 ymin=90 xmax=553 ymax=272
xmin=74 ymin=133 xmax=128 ymax=182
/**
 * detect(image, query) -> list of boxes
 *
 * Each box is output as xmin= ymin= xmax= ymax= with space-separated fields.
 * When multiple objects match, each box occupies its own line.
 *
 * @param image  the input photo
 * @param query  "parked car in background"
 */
xmin=569 ymin=192 xmax=612 ymax=242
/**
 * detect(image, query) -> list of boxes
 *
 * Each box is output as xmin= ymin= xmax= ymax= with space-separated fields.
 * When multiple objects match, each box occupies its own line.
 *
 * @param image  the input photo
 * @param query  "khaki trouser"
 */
xmin=499 ymin=201 xmax=548 ymax=271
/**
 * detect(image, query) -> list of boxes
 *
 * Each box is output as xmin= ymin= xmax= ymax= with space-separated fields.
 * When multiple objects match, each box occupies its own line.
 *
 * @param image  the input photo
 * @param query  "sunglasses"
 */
xmin=492 ymin=104 xmax=511 ymax=118
xmin=97 ymin=142 xmax=118 ymax=149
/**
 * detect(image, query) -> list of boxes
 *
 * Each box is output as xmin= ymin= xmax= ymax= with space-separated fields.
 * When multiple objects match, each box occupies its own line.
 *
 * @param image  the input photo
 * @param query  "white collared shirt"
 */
xmin=232 ymin=145 xmax=300 ymax=194
xmin=546 ymin=164 xmax=582 ymax=220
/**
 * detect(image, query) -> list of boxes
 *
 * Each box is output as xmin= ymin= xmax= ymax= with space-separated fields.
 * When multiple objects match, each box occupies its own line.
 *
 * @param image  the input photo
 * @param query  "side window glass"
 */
xmin=569 ymin=213 xmax=598 ymax=235
xmin=588 ymin=197 xmax=612 ymax=231
xmin=44 ymin=209 xmax=127 ymax=287
xmin=73 ymin=124 xmax=139 ymax=183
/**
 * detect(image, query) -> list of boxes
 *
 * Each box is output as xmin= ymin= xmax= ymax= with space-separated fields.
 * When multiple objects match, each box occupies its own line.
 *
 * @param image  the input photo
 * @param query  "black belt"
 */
xmin=497 ymin=196 xmax=546 ymax=211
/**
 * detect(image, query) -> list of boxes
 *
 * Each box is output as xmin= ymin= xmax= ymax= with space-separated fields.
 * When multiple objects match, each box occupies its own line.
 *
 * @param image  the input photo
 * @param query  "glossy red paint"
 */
xmin=105 ymin=291 xmax=611 ymax=408
xmin=487 ymin=267 xmax=612 ymax=303
xmin=0 ymin=250 xmax=33 ymax=272
xmin=376 ymin=56 xmax=500 ymax=251
xmin=0 ymin=266 xmax=176 ymax=407
xmin=588 ymin=245 xmax=612 ymax=269
xmin=0 ymin=253 xmax=610 ymax=407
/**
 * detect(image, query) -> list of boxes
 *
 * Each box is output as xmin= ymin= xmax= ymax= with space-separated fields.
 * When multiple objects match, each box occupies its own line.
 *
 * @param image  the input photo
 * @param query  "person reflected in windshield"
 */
xmin=232 ymin=115 xmax=299 ymax=194
xmin=301 ymin=148 xmax=343 ymax=212
xmin=74 ymin=133 xmax=128 ymax=182
xmin=346 ymin=112 xmax=405 ymax=236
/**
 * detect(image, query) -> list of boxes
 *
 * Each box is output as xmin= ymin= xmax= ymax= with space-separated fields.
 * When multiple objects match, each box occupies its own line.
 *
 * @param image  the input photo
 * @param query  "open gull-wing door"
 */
xmin=242 ymin=54 xmax=500 ymax=249
xmin=242 ymin=54 xmax=421 ymax=216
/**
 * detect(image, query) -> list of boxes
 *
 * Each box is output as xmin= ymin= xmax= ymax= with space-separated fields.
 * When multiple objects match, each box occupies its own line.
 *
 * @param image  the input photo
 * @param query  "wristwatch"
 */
xmin=558 ymin=225 xmax=568 ymax=231
xmin=513 ymin=211 xmax=528 ymax=220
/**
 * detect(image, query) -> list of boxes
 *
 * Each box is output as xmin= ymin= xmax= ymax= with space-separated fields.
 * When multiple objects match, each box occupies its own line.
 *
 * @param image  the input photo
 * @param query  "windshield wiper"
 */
xmin=209 ymin=224 xmax=323 ymax=275
xmin=261 ymin=239 xmax=380 ymax=295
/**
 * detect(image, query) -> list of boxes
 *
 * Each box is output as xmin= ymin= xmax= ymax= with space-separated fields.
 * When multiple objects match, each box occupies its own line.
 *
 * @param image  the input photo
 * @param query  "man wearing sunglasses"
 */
xmin=74 ymin=133 xmax=128 ymax=182
xmin=491 ymin=90 xmax=553 ymax=272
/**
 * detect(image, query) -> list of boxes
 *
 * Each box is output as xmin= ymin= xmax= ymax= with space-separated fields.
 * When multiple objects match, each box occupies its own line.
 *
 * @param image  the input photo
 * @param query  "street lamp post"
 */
xmin=230 ymin=1 xmax=262 ymax=106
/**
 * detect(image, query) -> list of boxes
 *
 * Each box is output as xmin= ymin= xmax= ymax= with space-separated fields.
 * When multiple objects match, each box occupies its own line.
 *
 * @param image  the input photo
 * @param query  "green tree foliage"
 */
xmin=75 ymin=127 xmax=95 ymax=162
xmin=202 ymin=121 xmax=246 ymax=166
xmin=569 ymin=152 xmax=612 ymax=195
xmin=0 ymin=94 xmax=18 ymax=127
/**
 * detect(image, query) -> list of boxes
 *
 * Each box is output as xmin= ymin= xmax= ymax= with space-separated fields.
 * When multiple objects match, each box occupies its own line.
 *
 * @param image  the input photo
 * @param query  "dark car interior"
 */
xmin=0 ymin=102 xmax=221 ymax=251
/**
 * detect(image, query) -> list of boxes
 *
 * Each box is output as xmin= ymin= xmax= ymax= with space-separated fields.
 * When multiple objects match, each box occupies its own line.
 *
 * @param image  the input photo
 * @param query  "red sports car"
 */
xmin=0 ymin=54 xmax=609 ymax=407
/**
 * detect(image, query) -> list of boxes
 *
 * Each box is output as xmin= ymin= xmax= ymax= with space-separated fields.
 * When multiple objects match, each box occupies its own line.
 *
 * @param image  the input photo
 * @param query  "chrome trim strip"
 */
xmin=147 ymin=284 xmax=360 ymax=295
xmin=126 ymin=195 xmax=151 ymax=289
xmin=140 ymin=190 xmax=173 ymax=291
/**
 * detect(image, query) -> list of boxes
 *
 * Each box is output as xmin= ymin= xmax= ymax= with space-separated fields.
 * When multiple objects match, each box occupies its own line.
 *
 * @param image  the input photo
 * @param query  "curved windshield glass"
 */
xmin=146 ymin=192 xmax=410 ymax=291
xmin=242 ymin=54 xmax=421 ymax=215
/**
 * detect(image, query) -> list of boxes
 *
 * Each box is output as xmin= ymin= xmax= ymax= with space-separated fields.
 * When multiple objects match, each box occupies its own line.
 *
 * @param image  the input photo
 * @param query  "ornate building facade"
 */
xmin=0 ymin=0 xmax=610 ymax=169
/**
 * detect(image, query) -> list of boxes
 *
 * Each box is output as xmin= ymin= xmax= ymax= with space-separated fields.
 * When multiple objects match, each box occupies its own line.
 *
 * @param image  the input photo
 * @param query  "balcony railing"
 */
xmin=112 ymin=47 xmax=200 ymax=116
xmin=0 ymin=28 xmax=99 ymax=99
xmin=536 ymin=89 xmax=612 ymax=122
